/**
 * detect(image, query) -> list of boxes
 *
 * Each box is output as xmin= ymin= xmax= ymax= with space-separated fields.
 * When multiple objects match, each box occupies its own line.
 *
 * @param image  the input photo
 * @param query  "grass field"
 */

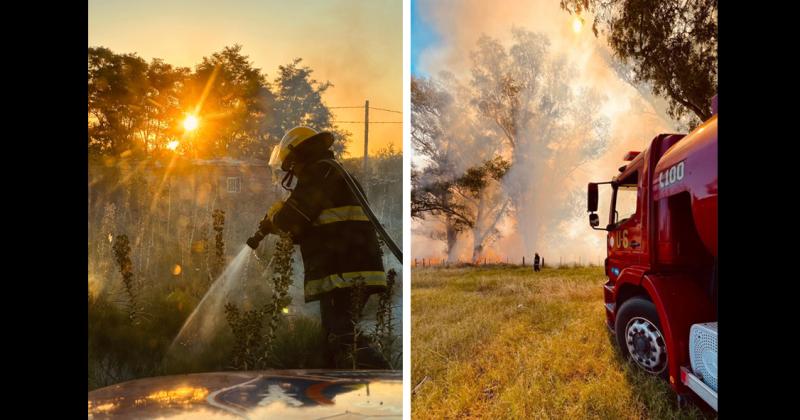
xmin=411 ymin=266 xmax=714 ymax=419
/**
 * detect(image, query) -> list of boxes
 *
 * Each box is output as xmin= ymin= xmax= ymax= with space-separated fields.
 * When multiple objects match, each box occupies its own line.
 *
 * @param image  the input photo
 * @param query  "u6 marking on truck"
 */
xmin=658 ymin=160 xmax=685 ymax=188
xmin=609 ymin=229 xmax=629 ymax=249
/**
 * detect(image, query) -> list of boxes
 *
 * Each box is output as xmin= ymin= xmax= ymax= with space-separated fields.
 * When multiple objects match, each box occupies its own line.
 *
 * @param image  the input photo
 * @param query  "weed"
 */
xmin=111 ymin=234 xmax=139 ymax=322
xmin=211 ymin=209 xmax=225 ymax=278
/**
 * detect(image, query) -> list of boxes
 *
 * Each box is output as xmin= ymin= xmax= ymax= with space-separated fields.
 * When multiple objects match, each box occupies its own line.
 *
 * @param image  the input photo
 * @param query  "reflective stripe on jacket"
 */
xmin=271 ymin=156 xmax=387 ymax=302
xmin=304 ymin=270 xmax=387 ymax=302
xmin=313 ymin=205 xmax=369 ymax=225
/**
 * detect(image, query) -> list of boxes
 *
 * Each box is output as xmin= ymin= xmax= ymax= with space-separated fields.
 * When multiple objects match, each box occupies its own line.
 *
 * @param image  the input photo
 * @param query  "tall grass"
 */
xmin=411 ymin=266 xmax=713 ymax=419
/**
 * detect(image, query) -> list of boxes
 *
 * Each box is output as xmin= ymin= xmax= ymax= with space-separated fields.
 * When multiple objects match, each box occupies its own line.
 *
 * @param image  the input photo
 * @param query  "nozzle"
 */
xmin=246 ymin=230 xmax=266 ymax=250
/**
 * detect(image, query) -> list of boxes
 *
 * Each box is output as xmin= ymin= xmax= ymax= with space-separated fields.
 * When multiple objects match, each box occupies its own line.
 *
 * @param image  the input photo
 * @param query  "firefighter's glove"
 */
xmin=258 ymin=216 xmax=276 ymax=235
xmin=267 ymin=201 xmax=284 ymax=219
xmin=257 ymin=202 xmax=284 ymax=234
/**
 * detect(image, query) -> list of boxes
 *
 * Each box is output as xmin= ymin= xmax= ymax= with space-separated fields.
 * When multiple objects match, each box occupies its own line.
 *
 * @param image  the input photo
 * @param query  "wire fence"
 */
xmin=331 ymin=120 xmax=402 ymax=124
xmin=412 ymin=255 xmax=604 ymax=269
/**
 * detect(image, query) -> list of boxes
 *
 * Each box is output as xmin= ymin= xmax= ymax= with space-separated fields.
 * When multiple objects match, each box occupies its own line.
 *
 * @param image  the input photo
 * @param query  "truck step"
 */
xmin=605 ymin=302 xmax=615 ymax=314
xmin=680 ymin=366 xmax=717 ymax=411
xmin=603 ymin=283 xmax=615 ymax=302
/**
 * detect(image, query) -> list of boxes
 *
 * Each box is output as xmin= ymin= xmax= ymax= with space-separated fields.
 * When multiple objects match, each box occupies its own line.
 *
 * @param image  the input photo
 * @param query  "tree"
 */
xmin=453 ymin=157 xmax=511 ymax=262
xmin=89 ymin=45 xmax=351 ymax=161
xmin=411 ymin=74 xmax=515 ymax=261
xmin=139 ymin=59 xmax=190 ymax=156
xmin=469 ymin=29 xmax=609 ymax=254
xmin=89 ymin=48 xmax=190 ymax=158
xmin=88 ymin=47 xmax=152 ymax=157
xmin=560 ymin=0 xmax=717 ymax=126
xmin=411 ymin=75 xmax=479 ymax=260
xmin=185 ymin=45 xmax=272 ymax=158
xmin=270 ymin=58 xmax=349 ymax=157
xmin=412 ymin=168 xmax=473 ymax=260
xmin=470 ymin=31 xmax=549 ymax=151
xmin=412 ymin=156 xmax=510 ymax=263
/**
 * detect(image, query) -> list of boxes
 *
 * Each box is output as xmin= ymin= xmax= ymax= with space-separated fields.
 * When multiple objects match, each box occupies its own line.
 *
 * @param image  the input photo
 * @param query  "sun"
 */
xmin=572 ymin=16 xmax=583 ymax=33
xmin=183 ymin=114 xmax=199 ymax=132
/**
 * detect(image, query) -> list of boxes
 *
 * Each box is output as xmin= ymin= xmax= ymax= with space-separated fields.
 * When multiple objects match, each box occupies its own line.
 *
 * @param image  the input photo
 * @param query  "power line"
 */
xmin=332 ymin=120 xmax=402 ymax=124
xmin=329 ymin=105 xmax=402 ymax=114
xmin=369 ymin=106 xmax=402 ymax=114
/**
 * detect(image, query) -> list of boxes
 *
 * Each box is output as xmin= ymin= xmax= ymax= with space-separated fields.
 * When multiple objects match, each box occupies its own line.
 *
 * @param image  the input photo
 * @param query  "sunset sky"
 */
xmin=89 ymin=0 xmax=402 ymax=158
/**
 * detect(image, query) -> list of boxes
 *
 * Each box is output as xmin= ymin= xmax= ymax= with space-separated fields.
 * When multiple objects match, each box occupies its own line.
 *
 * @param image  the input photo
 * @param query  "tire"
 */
xmin=615 ymin=297 xmax=669 ymax=378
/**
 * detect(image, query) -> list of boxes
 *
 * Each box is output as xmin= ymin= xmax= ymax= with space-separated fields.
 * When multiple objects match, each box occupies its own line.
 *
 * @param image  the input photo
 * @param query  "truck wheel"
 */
xmin=615 ymin=297 xmax=669 ymax=378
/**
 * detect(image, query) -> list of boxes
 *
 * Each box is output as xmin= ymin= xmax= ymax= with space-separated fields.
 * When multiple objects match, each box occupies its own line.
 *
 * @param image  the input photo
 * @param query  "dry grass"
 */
xmin=411 ymin=266 xmax=714 ymax=419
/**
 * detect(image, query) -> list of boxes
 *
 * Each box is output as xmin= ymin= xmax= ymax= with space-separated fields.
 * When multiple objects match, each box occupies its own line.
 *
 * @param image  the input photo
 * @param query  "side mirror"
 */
xmin=589 ymin=213 xmax=600 ymax=228
xmin=587 ymin=183 xmax=598 ymax=212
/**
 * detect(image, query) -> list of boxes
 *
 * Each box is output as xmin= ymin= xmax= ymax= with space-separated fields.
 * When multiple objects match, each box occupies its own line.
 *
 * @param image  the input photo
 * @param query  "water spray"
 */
xmin=167 ymin=245 xmax=253 ymax=354
xmin=246 ymin=228 xmax=278 ymax=274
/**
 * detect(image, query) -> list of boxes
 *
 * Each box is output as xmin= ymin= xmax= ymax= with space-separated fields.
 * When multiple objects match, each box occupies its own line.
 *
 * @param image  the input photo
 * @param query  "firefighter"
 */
xmin=533 ymin=252 xmax=541 ymax=272
xmin=252 ymin=126 xmax=389 ymax=369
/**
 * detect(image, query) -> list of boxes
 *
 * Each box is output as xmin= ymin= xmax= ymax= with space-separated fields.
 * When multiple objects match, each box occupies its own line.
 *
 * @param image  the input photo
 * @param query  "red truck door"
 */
xmin=608 ymin=169 xmax=645 ymax=270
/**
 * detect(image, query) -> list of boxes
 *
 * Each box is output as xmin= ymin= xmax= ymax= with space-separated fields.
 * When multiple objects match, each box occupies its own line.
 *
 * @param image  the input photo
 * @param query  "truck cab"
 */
xmin=587 ymin=106 xmax=718 ymax=410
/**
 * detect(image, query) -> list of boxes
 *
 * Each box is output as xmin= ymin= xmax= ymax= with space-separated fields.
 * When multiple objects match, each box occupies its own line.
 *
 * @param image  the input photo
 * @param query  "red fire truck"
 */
xmin=587 ymin=98 xmax=717 ymax=410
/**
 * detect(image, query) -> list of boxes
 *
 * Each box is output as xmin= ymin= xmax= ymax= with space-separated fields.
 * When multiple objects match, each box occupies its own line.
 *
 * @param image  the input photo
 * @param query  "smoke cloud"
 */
xmin=412 ymin=0 xmax=678 ymax=265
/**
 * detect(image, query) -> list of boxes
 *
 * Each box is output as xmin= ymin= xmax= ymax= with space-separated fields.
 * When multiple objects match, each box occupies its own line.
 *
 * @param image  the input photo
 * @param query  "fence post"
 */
xmin=523 ymin=256 xmax=525 ymax=266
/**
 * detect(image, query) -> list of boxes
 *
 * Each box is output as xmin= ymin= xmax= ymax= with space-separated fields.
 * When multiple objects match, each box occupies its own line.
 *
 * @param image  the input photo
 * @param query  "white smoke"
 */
xmin=412 ymin=0 xmax=678 ymax=265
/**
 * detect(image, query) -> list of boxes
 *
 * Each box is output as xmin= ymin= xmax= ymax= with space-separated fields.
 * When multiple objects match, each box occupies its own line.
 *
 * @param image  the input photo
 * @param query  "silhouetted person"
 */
xmin=533 ymin=252 xmax=541 ymax=272
xmin=249 ymin=126 xmax=389 ymax=369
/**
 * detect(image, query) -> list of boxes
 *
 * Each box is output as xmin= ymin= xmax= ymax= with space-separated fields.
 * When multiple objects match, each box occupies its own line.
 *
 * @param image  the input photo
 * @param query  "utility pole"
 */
xmin=363 ymin=99 xmax=369 ymax=195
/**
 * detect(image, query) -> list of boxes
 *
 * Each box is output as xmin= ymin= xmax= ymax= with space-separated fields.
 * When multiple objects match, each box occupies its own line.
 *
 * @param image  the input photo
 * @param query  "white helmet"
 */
xmin=269 ymin=126 xmax=334 ymax=171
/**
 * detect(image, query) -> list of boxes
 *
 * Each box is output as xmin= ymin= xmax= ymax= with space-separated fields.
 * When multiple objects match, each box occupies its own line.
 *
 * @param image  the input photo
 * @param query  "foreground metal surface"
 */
xmin=680 ymin=367 xmax=717 ymax=412
xmin=88 ymin=370 xmax=402 ymax=419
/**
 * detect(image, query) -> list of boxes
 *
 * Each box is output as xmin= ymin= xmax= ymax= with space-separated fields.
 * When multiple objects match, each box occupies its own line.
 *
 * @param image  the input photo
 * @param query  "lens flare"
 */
xmin=90 ymin=402 xmax=118 ymax=413
xmin=183 ymin=115 xmax=199 ymax=132
xmin=167 ymin=140 xmax=180 ymax=151
xmin=572 ymin=17 xmax=583 ymax=33
xmin=145 ymin=387 xmax=209 ymax=405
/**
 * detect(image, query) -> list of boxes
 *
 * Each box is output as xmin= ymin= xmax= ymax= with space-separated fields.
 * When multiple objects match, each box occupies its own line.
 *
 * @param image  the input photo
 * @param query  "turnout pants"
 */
xmin=319 ymin=288 xmax=390 ymax=369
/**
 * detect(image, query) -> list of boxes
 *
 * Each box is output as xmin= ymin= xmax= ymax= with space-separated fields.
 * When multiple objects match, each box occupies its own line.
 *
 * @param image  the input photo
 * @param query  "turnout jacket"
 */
xmin=271 ymin=158 xmax=387 ymax=302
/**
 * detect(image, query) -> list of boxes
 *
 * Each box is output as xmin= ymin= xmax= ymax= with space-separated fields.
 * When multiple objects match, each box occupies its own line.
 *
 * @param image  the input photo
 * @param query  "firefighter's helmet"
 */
xmin=269 ymin=126 xmax=334 ymax=171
